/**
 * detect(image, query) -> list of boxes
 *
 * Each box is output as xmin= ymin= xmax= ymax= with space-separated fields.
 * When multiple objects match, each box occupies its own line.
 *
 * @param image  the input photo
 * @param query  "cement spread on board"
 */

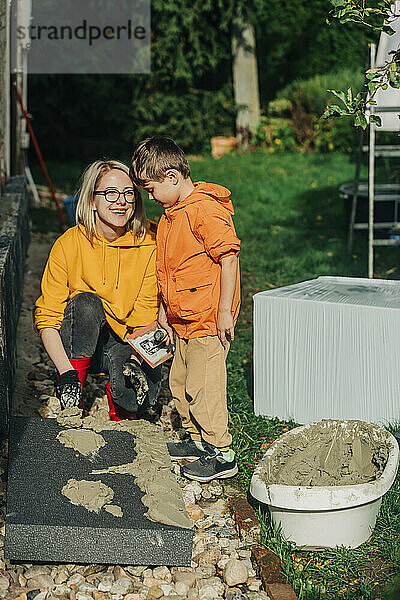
xmin=57 ymin=428 xmax=106 ymax=455
xmin=104 ymin=504 xmax=123 ymax=517
xmin=56 ymin=408 xmax=191 ymax=528
xmin=61 ymin=478 xmax=115 ymax=512
xmin=259 ymin=420 xmax=390 ymax=486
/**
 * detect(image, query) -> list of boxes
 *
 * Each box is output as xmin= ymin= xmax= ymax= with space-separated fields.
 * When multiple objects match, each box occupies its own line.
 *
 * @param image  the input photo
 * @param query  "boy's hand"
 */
xmin=157 ymin=302 xmax=174 ymax=344
xmin=217 ymin=309 xmax=235 ymax=347
xmin=129 ymin=349 xmax=143 ymax=364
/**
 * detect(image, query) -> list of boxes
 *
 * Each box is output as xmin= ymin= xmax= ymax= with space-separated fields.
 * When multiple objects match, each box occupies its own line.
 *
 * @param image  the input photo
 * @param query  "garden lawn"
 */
xmin=32 ymin=151 xmax=400 ymax=600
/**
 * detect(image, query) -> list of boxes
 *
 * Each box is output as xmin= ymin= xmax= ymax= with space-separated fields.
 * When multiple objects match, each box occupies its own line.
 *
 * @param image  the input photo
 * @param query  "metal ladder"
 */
xmin=347 ymin=44 xmax=400 ymax=277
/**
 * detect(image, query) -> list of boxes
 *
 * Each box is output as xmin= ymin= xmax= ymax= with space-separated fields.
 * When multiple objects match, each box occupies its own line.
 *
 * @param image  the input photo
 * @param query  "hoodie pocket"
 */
xmin=175 ymin=272 xmax=213 ymax=316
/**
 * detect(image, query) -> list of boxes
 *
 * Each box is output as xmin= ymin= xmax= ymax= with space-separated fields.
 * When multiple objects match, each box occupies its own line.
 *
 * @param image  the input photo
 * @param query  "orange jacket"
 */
xmin=156 ymin=182 xmax=241 ymax=338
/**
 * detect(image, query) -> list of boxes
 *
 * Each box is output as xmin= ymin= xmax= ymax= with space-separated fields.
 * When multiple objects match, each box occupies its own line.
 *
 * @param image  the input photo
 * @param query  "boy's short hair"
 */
xmin=130 ymin=136 xmax=190 ymax=185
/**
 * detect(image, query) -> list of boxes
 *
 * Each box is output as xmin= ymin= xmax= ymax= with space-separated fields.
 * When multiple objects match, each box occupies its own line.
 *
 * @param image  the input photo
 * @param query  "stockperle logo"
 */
xmin=10 ymin=0 xmax=150 ymax=74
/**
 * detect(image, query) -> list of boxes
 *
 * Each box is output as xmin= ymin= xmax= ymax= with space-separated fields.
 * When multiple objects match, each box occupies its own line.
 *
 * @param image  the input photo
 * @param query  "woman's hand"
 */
xmin=40 ymin=328 xmax=74 ymax=375
xmin=157 ymin=301 xmax=174 ymax=344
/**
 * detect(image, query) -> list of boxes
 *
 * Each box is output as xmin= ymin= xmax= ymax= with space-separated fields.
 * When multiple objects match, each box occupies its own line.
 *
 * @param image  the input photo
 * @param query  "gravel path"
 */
xmin=0 ymin=232 xmax=270 ymax=600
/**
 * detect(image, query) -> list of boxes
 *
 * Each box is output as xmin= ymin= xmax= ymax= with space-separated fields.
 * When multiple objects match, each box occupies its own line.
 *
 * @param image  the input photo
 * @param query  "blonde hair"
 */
xmin=76 ymin=160 xmax=146 ymax=241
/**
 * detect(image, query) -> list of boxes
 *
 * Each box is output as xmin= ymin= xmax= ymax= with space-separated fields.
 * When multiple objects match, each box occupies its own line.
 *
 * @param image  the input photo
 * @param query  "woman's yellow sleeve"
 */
xmin=33 ymin=238 xmax=70 ymax=334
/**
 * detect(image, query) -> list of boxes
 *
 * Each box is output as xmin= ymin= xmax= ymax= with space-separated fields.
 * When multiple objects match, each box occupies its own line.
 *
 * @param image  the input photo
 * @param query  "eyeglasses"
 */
xmin=94 ymin=188 xmax=136 ymax=204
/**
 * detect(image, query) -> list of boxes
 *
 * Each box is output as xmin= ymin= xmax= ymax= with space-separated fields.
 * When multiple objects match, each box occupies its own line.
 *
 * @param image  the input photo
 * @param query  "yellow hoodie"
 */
xmin=34 ymin=222 xmax=158 ymax=340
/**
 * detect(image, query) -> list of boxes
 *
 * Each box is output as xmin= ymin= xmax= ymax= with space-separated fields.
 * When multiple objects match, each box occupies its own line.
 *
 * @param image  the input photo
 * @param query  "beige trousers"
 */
xmin=169 ymin=335 xmax=232 ymax=450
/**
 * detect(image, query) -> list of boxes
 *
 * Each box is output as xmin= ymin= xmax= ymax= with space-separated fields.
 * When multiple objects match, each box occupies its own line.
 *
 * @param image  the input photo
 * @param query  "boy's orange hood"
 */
xmin=166 ymin=181 xmax=234 ymax=215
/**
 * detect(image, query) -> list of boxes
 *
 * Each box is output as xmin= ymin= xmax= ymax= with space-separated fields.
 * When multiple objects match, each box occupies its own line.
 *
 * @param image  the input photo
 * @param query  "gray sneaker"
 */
xmin=181 ymin=451 xmax=238 ymax=482
xmin=166 ymin=439 xmax=209 ymax=460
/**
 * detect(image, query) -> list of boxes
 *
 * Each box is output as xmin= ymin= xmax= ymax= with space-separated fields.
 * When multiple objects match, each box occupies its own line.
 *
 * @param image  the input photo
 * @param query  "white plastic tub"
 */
xmin=250 ymin=421 xmax=399 ymax=549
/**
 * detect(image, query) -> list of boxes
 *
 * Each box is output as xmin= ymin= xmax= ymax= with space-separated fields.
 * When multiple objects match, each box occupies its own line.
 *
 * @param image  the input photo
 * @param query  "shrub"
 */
xmin=277 ymin=69 xmax=365 ymax=115
xmin=251 ymin=69 xmax=364 ymax=153
xmin=252 ymin=116 xmax=297 ymax=152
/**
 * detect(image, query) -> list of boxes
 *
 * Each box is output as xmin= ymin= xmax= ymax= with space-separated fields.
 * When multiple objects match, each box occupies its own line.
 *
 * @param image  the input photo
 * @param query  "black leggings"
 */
xmin=59 ymin=292 xmax=161 ymax=412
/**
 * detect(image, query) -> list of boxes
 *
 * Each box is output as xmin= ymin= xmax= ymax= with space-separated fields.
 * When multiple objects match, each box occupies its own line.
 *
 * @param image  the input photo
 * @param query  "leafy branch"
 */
xmin=322 ymin=0 xmax=400 ymax=128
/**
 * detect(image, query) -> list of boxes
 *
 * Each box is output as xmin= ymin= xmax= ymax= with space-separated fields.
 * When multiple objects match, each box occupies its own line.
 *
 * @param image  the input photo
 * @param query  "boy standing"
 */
xmin=130 ymin=137 xmax=240 ymax=482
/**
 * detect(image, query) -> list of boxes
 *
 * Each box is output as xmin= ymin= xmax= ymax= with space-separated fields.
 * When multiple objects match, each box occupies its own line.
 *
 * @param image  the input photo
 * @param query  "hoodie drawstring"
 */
xmin=116 ymin=246 xmax=121 ymax=290
xmin=101 ymin=242 xmax=121 ymax=289
xmin=102 ymin=240 xmax=106 ymax=286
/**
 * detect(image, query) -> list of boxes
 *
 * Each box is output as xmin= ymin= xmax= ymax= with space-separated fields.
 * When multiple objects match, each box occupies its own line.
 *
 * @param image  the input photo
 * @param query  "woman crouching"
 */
xmin=34 ymin=160 xmax=161 ymax=419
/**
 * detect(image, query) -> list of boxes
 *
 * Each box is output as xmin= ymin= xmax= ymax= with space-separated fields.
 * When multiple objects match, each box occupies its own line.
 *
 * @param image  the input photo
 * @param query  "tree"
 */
xmin=322 ymin=0 xmax=400 ymax=127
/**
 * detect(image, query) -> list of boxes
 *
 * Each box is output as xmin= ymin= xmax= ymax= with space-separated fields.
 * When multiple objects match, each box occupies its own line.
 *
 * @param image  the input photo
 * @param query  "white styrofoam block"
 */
xmin=253 ymin=276 xmax=400 ymax=425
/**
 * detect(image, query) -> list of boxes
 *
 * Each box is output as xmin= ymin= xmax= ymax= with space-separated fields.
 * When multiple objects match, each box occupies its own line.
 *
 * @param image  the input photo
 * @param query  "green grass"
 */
xmin=31 ymin=151 xmax=400 ymax=599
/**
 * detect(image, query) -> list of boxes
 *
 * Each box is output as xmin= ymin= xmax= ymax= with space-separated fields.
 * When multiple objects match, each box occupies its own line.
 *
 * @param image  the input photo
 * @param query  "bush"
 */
xmin=252 ymin=116 xmax=297 ymax=152
xmin=251 ymin=69 xmax=364 ymax=153
xmin=277 ymin=69 xmax=365 ymax=115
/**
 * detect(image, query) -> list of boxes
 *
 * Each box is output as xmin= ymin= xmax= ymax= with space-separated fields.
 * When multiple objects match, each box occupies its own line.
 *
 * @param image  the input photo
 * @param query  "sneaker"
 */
xmin=181 ymin=451 xmax=238 ymax=482
xmin=166 ymin=439 xmax=208 ymax=460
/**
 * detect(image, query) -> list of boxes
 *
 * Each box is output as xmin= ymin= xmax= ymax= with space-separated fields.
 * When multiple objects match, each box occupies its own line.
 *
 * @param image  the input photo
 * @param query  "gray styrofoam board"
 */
xmin=254 ymin=276 xmax=400 ymax=309
xmin=5 ymin=417 xmax=193 ymax=565
xmin=253 ymin=277 xmax=400 ymax=425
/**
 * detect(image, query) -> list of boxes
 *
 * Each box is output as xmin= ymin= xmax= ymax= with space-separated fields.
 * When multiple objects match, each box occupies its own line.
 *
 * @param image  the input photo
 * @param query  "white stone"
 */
xmin=98 ymin=581 xmax=113 ymax=592
xmin=247 ymin=593 xmax=270 ymax=600
xmin=0 ymin=577 xmax=8 ymax=592
xmin=247 ymin=579 xmax=262 ymax=591
xmin=172 ymin=572 xmax=199 ymax=587
xmin=184 ymin=482 xmax=202 ymax=500
xmin=125 ymin=566 xmax=147 ymax=577
xmin=78 ymin=582 xmax=98 ymax=594
xmin=242 ymin=559 xmax=253 ymax=570
xmin=68 ymin=573 xmax=85 ymax=585
xmin=51 ymin=585 xmax=71 ymax=596
xmin=193 ymin=539 xmax=208 ymax=554
xmin=142 ymin=569 xmax=153 ymax=579
xmin=204 ymin=535 xmax=218 ymax=546
xmin=25 ymin=566 xmax=51 ymax=579
xmin=110 ymin=577 xmax=134 ymax=595
xmin=223 ymin=560 xmax=248 ymax=587
xmin=198 ymin=585 xmax=220 ymax=600
xmin=174 ymin=581 xmax=190 ymax=596
xmin=217 ymin=558 xmax=230 ymax=570
xmin=197 ymin=578 xmax=224 ymax=596
xmin=32 ymin=593 xmax=48 ymax=600
xmin=76 ymin=593 xmax=93 ymax=600
xmin=152 ymin=566 xmax=172 ymax=582
xmin=182 ymin=489 xmax=196 ymax=505
xmin=208 ymin=482 xmax=223 ymax=496
xmin=159 ymin=583 xmax=174 ymax=595
xmin=218 ymin=538 xmax=230 ymax=549
xmin=28 ymin=574 xmax=55 ymax=590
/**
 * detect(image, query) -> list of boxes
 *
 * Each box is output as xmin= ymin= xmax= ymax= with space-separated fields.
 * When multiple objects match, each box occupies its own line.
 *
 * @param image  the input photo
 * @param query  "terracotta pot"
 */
xmin=210 ymin=136 xmax=238 ymax=159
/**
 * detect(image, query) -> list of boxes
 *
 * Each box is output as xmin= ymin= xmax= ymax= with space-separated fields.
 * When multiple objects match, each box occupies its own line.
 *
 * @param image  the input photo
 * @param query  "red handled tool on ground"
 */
xmin=14 ymin=84 xmax=67 ymax=230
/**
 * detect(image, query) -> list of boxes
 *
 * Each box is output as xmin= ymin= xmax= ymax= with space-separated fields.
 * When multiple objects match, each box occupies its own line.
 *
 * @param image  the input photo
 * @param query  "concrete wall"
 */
xmin=0 ymin=176 xmax=29 ymax=437
xmin=0 ymin=0 xmax=11 ymax=187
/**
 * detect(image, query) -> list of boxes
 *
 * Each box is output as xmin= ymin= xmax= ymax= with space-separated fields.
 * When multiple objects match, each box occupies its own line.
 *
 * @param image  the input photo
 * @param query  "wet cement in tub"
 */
xmin=259 ymin=420 xmax=390 ymax=487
